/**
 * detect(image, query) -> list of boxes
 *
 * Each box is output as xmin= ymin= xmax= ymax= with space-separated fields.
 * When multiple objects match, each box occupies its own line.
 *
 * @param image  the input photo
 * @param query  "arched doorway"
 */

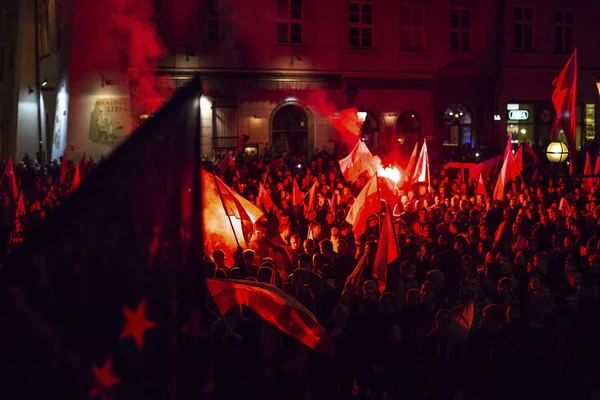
xmin=361 ymin=112 xmax=380 ymax=152
xmin=271 ymin=104 xmax=309 ymax=156
xmin=396 ymin=111 xmax=421 ymax=151
xmin=444 ymin=103 xmax=474 ymax=146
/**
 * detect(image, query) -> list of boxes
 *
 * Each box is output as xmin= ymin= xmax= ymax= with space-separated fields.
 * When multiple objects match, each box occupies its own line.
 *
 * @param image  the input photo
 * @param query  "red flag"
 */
xmin=475 ymin=173 xmax=487 ymax=197
xmin=329 ymin=191 xmax=339 ymax=214
xmin=292 ymin=178 xmax=303 ymax=206
xmin=206 ymin=278 xmax=334 ymax=357
xmin=258 ymin=182 xmax=274 ymax=213
xmin=450 ymin=301 xmax=474 ymax=340
xmin=551 ymin=49 xmax=578 ymax=172
xmin=345 ymin=174 xmax=381 ymax=239
xmin=3 ymin=156 xmax=18 ymax=200
xmin=16 ymin=191 xmax=25 ymax=217
xmin=303 ymin=182 xmax=318 ymax=219
xmin=341 ymin=251 xmax=368 ymax=300
xmin=594 ymin=153 xmax=600 ymax=185
xmin=511 ymin=146 xmax=523 ymax=181
xmin=373 ymin=210 xmax=399 ymax=293
xmin=404 ymin=141 xmax=419 ymax=183
xmin=469 ymin=155 xmax=501 ymax=179
xmin=72 ymin=162 xmax=81 ymax=190
xmin=338 ymin=140 xmax=377 ymax=182
xmin=59 ymin=156 xmax=68 ymax=187
xmin=583 ymin=152 xmax=593 ymax=193
xmin=522 ymin=140 xmax=540 ymax=165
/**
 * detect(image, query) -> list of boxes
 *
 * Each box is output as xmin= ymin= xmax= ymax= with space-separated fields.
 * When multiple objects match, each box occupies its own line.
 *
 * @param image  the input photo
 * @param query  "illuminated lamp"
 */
xmin=546 ymin=141 xmax=569 ymax=163
xmin=357 ymin=106 xmax=367 ymax=123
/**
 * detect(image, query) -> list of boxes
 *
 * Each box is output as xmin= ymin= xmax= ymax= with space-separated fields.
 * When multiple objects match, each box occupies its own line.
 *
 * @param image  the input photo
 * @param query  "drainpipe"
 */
xmin=33 ymin=0 xmax=44 ymax=163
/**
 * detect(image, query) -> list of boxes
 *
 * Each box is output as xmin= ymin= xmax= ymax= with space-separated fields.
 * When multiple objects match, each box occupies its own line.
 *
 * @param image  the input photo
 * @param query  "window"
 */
xmin=349 ymin=2 xmax=373 ymax=48
xmin=585 ymin=104 xmax=595 ymax=141
xmin=277 ymin=0 xmax=302 ymax=44
xmin=514 ymin=6 xmax=534 ymax=51
xmin=207 ymin=0 xmax=234 ymax=42
xmin=400 ymin=5 xmax=424 ymax=50
xmin=450 ymin=8 xmax=470 ymax=51
xmin=555 ymin=9 xmax=573 ymax=54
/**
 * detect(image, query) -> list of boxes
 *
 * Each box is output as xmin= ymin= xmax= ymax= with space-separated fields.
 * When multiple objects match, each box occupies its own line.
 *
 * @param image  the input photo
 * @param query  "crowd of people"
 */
xmin=201 ymin=144 xmax=600 ymax=400
xmin=3 ymin=144 xmax=600 ymax=399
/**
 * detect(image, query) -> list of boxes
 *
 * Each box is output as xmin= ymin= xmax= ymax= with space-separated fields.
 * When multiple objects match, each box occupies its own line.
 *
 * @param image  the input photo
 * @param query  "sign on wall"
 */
xmin=508 ymin=110 xmax=529 ymax=121
xmin=88 ymin=98 xmax=131 ymax=147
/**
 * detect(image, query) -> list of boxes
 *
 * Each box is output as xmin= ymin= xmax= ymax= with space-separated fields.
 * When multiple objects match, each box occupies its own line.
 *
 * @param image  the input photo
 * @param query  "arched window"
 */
xmin=444 ymin=103 xmax=474 ymax=146
xmin=396 ymin=111 xmax=421 ymax=149
xmin=361 ymin=112 xmax=380 ymax=151
xmin=271 ymin=104 xmax=309 ymax=156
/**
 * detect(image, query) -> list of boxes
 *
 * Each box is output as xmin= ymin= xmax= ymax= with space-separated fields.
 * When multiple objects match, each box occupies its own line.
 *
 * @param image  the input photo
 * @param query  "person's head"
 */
xmin=204 ymin=260 xmax=217 ymax=279
xmin=527 ymin=237 xmax=539 ymax=254
xmin=303 ymin=238 xmax=316 ymax=255
xmin=298 ymin=253 xmax=311 ymax=269
xmin=311 ymin=223 xmax=322 ymax=238
xmin=212 ymin=249 xmax=226 ymax=268
xmin=568 ymin=269 xmax=583 ymax=289
xmin=379 ymin=293 xmax=396 ymax=315
xmin=406 ymin=289 xmax=422 ymax=308
xmin=497 ymin=277 xmax=514 ymax=297
xmin=460 ymin=255 xmax=473 ymax=275
xmin=528 ymin=273 xmax=543 ymax=292
xmin=312 ymin=252 xmax=327 ymax=272
xmin=319 ymin=239 xmax=335 ymax=258
xmin=514 ymin=250 xmax=527 ymax=267
xmin=465 ymin=273 xmax=479 ymax=294
xmin=482 ymin=304 xmax=503 ymax=335
xmin=506 ymin=303 xmax=521 ymax=324
xmin=362 ymin=280 xmax=378 ymax=300
xmin=401 ymin=261 xmax=417 ymax=281
xmin=243 ymin=249 xmax=256 ymax=266
xmin=257 ymin=267 xmax=273 ymax=283
xmin=533 ymin=252 xmax=548 ymax=274
xmin=434 ymin=309 xmax=451 ymax=333
xmin=290 ymin=234 xmax=301 ymax=250
xmin=325 ymin=211 xmax=335 ymax=225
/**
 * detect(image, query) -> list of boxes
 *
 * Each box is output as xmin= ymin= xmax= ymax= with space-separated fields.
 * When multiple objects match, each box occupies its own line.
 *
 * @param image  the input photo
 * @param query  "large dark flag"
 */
xmin=0 ymin=77 xmax=205 ymax=399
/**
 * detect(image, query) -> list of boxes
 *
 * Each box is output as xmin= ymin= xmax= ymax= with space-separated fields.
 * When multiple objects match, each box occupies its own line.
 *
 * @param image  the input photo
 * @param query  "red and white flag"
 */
xmin=551 ymin=49 xmax=578 ymax=173
xmin=338 ymin=140 xmax=377 ymax=182
xmin=475 ymin=173 xmax=487 ymax=197
xmin=3 ymin=156 xmax=18 ymax=200
xmin=345 ymin=174 xmax=381 ymax=239
xmin=493 ymin=135 xmax=519 ymax=201
xmin=404 ymin=141 xmax=419 ymax=183
xmin=258 ymin=182 xmax=275 ymax=213
xmin=373 ymin=210 xmax=399 ymax=293
xmin=583 ymin=152 xmax=593 ymax=193
xmin=303 ymin=182 xmax=318 ymax=219
xmin=216 ymin=152 xmax=236 ymax=176
xmin=559 ymin=197 xmax=573 ymax=217
xmin=522 ymin=140 xmax=540 ymax=165
xmin=469 ymin=155 xmax=501 ymax=179
xmin=412 ymin=139 xmax=431 ymax=189
xmin=292 ymin=178 xmax=303 ymax=206
xmin=342 ymin=252 xmax=368 ymax=300
xmin=206 ymin=278 xmax=334 ymax=357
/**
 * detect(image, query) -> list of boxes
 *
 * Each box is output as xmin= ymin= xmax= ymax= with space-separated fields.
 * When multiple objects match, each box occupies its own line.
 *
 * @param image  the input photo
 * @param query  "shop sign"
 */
xmin=508 ymin=110 xmax=529 ymax=121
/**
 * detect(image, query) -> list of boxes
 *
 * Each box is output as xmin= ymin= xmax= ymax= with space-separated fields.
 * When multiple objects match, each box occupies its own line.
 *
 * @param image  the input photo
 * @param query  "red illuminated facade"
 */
xmin=152 ymin=0 xmax=600 ymax=157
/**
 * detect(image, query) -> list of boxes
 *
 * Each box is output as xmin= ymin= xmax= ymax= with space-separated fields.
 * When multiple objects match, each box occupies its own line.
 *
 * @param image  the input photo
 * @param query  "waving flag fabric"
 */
xmin=0 ymin=77 xmax=207 ymax=399
xmin=339 ymin=140 xmax=377 ymax=182
xmin=345 ymin=174 xmax=380 ymax=239
xmin=206 ymin=279 xmax=333 ymax=357
xmin=373 ymin=210 xmax=399 ymax=293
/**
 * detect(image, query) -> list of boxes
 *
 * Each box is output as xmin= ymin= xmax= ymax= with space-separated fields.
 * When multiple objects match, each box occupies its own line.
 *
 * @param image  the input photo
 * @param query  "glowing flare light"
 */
xmin=378 ymin=165 xmax=401 ymax=184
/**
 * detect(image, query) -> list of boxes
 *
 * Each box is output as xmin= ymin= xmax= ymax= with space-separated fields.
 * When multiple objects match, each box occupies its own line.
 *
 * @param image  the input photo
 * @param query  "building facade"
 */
xmin=1 ymin=0 xmax=600 ymax=162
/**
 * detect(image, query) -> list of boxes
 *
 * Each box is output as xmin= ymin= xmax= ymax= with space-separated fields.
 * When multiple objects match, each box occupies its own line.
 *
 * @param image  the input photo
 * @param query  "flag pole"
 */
xmin=212 ymin=171 xmax=241 ymax=249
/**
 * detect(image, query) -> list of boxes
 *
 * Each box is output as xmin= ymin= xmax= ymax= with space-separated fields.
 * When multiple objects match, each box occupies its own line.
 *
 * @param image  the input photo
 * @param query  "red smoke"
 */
xmin=70 ymin=0 xmax=173 ymax=114
xmin=304 ymin=90 xmax=362 ymax=148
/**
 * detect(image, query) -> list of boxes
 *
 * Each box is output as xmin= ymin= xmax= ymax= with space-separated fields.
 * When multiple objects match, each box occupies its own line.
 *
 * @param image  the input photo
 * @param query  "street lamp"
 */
xmin=546 ymin=141 xmax=569 ymax=163
xmin=357 ymin=106 xmax=367 ymax=123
